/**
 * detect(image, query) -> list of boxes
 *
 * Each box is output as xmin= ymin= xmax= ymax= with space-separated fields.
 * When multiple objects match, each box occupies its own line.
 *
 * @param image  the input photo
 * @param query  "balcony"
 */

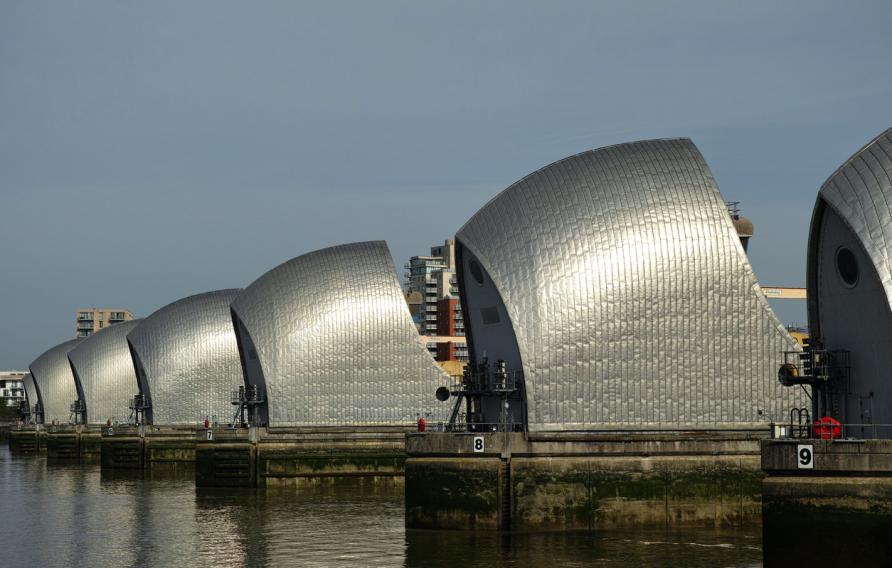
xmin=109 ymin=312 xmax=126 ymax=321
xmin=77 ymin=321 xmax=94 ymax=330
xmin=77 ymin=313 xmax=93 ymax=321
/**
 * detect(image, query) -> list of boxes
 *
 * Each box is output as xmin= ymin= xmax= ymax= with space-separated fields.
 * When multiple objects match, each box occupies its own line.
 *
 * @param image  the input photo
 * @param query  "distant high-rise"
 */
xmin=404 ymin=239 xmax=467 ymax=361
xmin=0 ymin=371 xmax=25 ymax=408
xmin=75 ymin=308 xmax=135 ymax=337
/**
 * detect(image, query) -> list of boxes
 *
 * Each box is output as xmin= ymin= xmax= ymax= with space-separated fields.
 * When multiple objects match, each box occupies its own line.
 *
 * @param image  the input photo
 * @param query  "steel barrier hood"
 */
xmin=457 ymin=138 xmax=805 ymax=430
xmin=29 ymin=338 xmax=84 ymax=424
xmin=68 ymin=319 xmax=142 ymax=425
xmin=231 ymin=241 xmax=451 ymax=426
xmin=127 ymin=290 xmax=242 ymax=426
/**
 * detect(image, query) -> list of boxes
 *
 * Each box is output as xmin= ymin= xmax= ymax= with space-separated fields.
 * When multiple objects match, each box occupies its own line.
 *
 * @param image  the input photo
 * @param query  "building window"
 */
xmin=78 ymin=312 xmax=93 ymax=321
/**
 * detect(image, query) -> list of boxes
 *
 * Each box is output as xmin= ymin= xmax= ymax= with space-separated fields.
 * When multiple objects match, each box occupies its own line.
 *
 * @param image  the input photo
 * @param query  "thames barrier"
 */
xmin=7 ymin=129 xmax=892 ymax=565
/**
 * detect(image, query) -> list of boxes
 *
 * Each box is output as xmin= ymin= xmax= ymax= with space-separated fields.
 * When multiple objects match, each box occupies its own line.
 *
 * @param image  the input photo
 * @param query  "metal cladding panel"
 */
xmin=68 ymin=319 xmax=142 ymax=425
xmin=231 ymin=241 xmax=451 ymax=426
xmin=29 ymin=338 xmax=83 ymax=423
xmin=808 ymin=128 xmax=892 ymax=333
xmin=22 ymin=373 xmax=38 ymax=411
xmin=127 ymin=289 xmax=242 ymax=426
xmin=457 ymin=138 xmax=804 ymax=430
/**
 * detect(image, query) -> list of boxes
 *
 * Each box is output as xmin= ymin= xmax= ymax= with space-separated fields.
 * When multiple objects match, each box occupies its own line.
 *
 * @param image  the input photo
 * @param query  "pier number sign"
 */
xmin=473 ymin=436 xmax=485 ymax=453
xmin=797 ymin=444 xmax=814 ymax=469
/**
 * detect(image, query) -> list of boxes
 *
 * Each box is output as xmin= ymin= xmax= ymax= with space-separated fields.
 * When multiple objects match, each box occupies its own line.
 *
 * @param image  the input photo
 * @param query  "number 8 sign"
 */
xmin=796 ymin=444 xmax=813 ymax=469
xmin=473 ymin=436 xmax=484 ymax=453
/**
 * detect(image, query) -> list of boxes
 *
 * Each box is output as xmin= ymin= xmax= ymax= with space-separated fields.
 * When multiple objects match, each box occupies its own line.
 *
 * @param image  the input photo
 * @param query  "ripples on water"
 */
xmin=0 ymin=448 xmax=761 ymax=567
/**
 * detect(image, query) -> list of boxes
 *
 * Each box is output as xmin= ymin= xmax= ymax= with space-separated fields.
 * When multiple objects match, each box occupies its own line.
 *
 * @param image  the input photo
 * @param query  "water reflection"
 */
xmin=1 ymin=449 xmax=762 ymax=567
xmin=406 ymin=528 xmax=762 ymax=567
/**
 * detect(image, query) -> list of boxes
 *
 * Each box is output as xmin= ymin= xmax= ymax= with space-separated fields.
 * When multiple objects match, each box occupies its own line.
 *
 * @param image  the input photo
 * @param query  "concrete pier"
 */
xmin=100 ymin=425 xmax=197 ymax=473
xmin=761 ymin=438 xmax=892 ymax=564
xmin=195 ymin=426 xmax=412 ymax=488
xmin=406 ymin=430 xmax=767 ymax=531
xmin=37 ymin=425 xmax=105 ymax=462
xmin=761 ymin=438 xmax=892 ymax=512
xmin=8 ymin=426 xmax=43 ymax=454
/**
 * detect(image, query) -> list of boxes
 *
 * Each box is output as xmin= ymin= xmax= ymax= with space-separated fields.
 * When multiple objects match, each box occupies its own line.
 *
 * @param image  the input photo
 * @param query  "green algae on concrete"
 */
xmin=405 ymin=457 xmax=501 ymax=530
xmin=8 ymin=429 xmax=40 ymax=454
xmin=405 ymin=431 xmax=766 ymax=531
xmin=512 ymin=456 xmax=762 ymax=530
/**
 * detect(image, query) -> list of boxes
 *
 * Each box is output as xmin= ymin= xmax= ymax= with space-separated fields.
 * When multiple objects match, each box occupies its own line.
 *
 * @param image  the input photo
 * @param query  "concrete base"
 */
xmin=38 ymin=426 xmax=102 ymax=462
xmin=8 ymin=428 xmax=41 ymax=454
xmin=100 ymin=426 xmax=197 ymax=473
xmin=196 ymin=427 xmax=411 ymax=488
xmin=760 ymin=438 xmax=892 ymax=566
xmin=761 ymin=438 xmax=892 ymax=513
xmin=406 ymin=431 xmax=767 ymax=531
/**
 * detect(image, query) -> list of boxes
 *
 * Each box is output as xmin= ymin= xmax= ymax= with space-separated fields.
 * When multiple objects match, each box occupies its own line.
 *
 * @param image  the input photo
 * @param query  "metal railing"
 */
xmin=771 ymin=422 xmax=892 ymax=440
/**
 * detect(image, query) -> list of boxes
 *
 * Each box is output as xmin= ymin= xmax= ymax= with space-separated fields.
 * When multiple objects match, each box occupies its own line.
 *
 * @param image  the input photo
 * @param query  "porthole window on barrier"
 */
xmin=835 ymin=246 xmax=859 ymax=288
xmin=468 ymin=259 xmax=485 ymax=286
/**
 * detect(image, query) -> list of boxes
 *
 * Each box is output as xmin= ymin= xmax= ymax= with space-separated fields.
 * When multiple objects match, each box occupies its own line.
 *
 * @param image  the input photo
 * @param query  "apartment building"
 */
xmin=0 ymin=371 xmax=25 ymax=407
xmin=76 ymin=308 xmax=135 ymax=337
xmin=404 ymin=240 xmax=468 ymax=362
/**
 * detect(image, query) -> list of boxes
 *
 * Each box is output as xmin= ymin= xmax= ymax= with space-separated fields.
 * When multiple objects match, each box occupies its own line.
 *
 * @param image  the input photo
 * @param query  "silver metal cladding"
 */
xmin=28 ymin=338 xmax=84 ymax=424
xmin=806 ymin=128 xmax=892 ymax=427
xmin=457 ymin=137 xmax=805 ymax=430
xmin=230 ymin=241 xmax=451 ymax=426
xmin=126 ymin=289 xmax=243 ymax=426
xmin=808 ymin=127 xmax=892 ymax=334
xmin=21 ymin=373 xmax=39 ymax=417
xmin=68 ymin=319 xmax=142 ymax=425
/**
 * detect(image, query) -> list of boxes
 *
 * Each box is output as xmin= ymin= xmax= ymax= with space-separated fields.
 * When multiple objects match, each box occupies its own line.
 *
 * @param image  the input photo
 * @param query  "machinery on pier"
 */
xmin=441 ymin=357 xmax=524 ymax=432
xmin=128 ymin=393 xmax=150 ymax=425
xmin=231 ymin=384 xmax=265 ymax=427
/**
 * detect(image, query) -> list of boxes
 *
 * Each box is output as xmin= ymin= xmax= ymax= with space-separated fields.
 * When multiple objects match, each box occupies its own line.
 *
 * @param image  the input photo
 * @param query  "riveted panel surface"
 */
xmin=127 ymin=290 xmax=242 ymax=426
xmin=808 ymin=128 xmax=892 ymax=335
xmin=22 ymin=373 xmax=39 ymax=413
xmin=29 ymin=338 xmax=83 ymax=424
xmin=68 ymin=319 xmax=142 ymax=425
xmin=458 ymin=138 xmax=804 ymax=430
xmin=231 ymin=241 xmax=451 ymax=426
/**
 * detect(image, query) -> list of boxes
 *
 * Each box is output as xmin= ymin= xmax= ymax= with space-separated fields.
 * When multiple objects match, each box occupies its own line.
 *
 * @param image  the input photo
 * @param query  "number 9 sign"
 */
xmin=796 ymin=444 xmax=814 ymax=469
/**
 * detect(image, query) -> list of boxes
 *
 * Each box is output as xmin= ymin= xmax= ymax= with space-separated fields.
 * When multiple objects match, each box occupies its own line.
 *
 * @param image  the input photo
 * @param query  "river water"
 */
xmin=0 ymin=448 xmax=763 ymax=567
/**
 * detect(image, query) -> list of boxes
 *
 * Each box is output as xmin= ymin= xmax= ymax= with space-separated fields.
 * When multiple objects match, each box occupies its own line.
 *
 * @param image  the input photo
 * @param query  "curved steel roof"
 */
xmin=231 ymin=241 xmax=450 ymax=426
xmin=22 ymin=373 xmax=39 ymax=416
xmin=29 ymin=338 xmax=83 ymax=424
xmin=807 ymin=127 xmax=892 ymax=335
xmin=127 ymin=289 xmax=242 ymax=425
xmin=68 ymin=319 xmax=142 ymax=425
xmin=457 ymin=138 xmax=803 ymax=430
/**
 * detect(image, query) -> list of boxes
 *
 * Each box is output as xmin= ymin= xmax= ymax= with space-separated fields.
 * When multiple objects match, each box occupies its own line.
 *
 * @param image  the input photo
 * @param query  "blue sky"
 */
xmin=2 ymin=1 xmax=892 ymax=368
